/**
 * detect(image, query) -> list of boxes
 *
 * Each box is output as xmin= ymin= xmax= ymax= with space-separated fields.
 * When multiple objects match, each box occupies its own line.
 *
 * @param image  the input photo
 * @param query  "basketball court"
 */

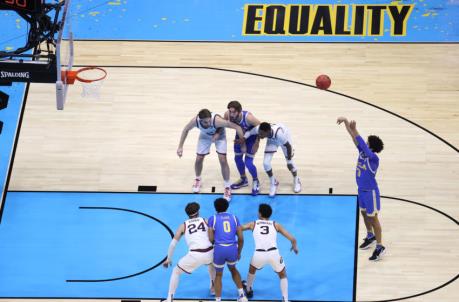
xmin=0 ymin=1 xmax=458 ymax=302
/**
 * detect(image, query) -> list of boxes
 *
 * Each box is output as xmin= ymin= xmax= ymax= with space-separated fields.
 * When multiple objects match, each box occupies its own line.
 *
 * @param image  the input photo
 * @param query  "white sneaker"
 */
xmin=237 ymin=294 xmax=248 ymax=302
xmin=269 ymin=179 xmax=279 ymax=198
xmin=293 ymin=176 xmax=301 ymax=193
xmin=251 ymin=179 xmax=260 ymax=196
xmin=192 ymin=178 xmax=201 ymax=193
xmin=224 ymin=187 xmax=232 ymax=202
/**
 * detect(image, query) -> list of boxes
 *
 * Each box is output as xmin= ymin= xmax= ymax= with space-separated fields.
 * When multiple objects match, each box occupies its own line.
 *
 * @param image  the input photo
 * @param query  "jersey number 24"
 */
xmin=188 ymin=222 xmax=206 ymax=234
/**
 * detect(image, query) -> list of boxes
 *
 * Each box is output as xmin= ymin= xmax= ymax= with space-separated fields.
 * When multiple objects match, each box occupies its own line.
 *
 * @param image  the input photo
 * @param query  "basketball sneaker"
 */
xmin=269 ymin=179 xmax=279 ymax=198
xmin=231 ymin=177 xmax=248 ymax=190
xmin=369 ymin=245 xmax=386 ymax=261
xmin=293 ymin=176 xmax=301 ymax=193
xmin=192 ymin=178 xmax=201 ymax=193
xmin=224 ymin=187 xmax=232 ymax=202
xmin=242 ymin=280 xmax=254 ymax=298
xmin=251 ymin=179 xmax=260 ymax=196
xmin=359 ymin=236 xmax=376 ymax=250
xmin=237 ymin=293 xmax=248 ymax=302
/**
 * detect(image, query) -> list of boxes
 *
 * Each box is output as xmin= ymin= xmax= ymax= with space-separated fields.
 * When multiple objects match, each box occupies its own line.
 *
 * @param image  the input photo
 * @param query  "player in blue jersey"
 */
xmin=208 ymin=198 xmax=248 ymax=302
xmin=224 ymin=101 xmax=261 ymax=195
xmin=337 ymin=117 xmax=385 ymax=261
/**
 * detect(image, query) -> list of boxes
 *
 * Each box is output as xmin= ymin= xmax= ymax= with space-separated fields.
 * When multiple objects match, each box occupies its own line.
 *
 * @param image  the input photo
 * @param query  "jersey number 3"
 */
xmin=260 ymin=225 xmax=270 ymax=234
xmin=188 ymin=222 xmax=206 ymax=234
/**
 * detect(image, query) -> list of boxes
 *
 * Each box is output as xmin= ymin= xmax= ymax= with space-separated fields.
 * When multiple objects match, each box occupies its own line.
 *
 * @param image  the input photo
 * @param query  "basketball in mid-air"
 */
xmin=316 ymin=74 xmax=331 ymax=90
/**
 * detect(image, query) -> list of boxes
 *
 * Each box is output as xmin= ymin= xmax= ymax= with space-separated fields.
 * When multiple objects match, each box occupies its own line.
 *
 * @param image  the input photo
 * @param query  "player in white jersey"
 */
xmin=177 ymin=109 xmax=246 ymax=201
xmin=163 ymin=202 xmax=216 ymax=302
xmin=244 ymin=122 xmax=301 ymax=197
xmin=241 ymin=204 xmax=298 ymax=302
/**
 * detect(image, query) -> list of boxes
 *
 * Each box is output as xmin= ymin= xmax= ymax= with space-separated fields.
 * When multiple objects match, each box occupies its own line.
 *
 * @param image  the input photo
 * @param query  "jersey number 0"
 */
xmin=223 ymin=221 xmax=231 ymax=233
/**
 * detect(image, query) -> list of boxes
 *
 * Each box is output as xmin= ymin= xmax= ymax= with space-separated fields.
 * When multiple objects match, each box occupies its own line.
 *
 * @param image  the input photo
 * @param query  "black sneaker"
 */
xmin=242 ymin=280 xmax=253 ymax=298
xmin=359 ymin=236 xmax=376 ymax=250
xmin=369 ymin=246 xmax=386 ymax=261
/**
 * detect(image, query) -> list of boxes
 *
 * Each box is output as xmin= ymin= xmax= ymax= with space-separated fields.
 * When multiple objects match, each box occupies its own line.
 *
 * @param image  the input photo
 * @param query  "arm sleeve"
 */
xmin=356 ymin=135 xmax=376 ymax=158
xmin=167 ymin=238 xmax=178 ymax=261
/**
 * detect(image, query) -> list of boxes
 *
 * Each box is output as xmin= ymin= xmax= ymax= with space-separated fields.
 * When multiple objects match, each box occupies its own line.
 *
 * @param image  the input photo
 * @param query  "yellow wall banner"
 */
xmin=243 ymin=4 xmax=414 ymax=36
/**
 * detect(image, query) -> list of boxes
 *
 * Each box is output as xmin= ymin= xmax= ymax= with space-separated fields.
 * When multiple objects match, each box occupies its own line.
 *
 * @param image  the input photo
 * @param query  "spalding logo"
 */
xmin=0 ymin=71 xmax=30 ymax=79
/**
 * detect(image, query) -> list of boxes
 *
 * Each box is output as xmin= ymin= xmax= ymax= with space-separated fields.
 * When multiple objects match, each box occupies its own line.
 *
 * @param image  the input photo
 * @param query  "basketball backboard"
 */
xmin=0 ymin=0 xmax=73 ymax=110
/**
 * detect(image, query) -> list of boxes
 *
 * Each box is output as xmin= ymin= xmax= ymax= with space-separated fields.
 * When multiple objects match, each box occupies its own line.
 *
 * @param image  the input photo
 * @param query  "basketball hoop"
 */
xmin=63 ymin=67 xmax=107 ymax=99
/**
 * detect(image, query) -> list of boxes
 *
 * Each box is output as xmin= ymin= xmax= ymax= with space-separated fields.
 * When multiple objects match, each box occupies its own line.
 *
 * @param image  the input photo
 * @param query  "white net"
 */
xmin=80 ymin=80 xmax=105 ymax=99
xmin=77 ymin=67 xmax=107 ymax=99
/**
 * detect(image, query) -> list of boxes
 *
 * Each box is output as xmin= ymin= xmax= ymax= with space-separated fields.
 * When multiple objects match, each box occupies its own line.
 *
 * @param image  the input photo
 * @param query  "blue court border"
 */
xmin=0 ymin=191 xmax=359 ymax=302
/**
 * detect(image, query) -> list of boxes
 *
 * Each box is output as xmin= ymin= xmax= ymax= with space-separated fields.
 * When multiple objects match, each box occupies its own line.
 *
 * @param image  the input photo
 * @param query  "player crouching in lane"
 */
xmin=244 ymin=122 xmax=301 ymax=197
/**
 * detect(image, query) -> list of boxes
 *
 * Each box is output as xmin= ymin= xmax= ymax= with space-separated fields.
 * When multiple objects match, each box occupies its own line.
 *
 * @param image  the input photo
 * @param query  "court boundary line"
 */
xmin=353 ymin=198 xmax=360 ymax=302
xmin=72 ymin=65 xmax=459 ymax=154
xmin=0 ymin=81 xmax=29 ymax=224
xmin=7 ymin=190 xmax=356 ymax=196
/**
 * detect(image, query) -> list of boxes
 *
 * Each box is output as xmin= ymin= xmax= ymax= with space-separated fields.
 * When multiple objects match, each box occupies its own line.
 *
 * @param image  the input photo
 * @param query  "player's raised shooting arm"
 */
xmin=275 ymin=222 xmax=298 ymax=254
xmin=177 ymin=117 xmax=197 ymax=156
xmin=241 ymin=221 xmax=255 ymax=231
xmin=355 ymin=135 xmax=376 ymax=158
xmin=223 ymin=110 xmax=229 ymax=120
xmin=337 ymin=117 xmax=358 ymax=146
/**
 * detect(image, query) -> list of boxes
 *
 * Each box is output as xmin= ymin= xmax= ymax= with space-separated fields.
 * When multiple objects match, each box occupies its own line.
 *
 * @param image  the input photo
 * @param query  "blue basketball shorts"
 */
xmin=234 ymin=134 xmax=257 ymax=155
xmin=358 ymin=187 xmax=380 ymax=216
xmin=213 ymin=243 xmax=238 ymax=272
